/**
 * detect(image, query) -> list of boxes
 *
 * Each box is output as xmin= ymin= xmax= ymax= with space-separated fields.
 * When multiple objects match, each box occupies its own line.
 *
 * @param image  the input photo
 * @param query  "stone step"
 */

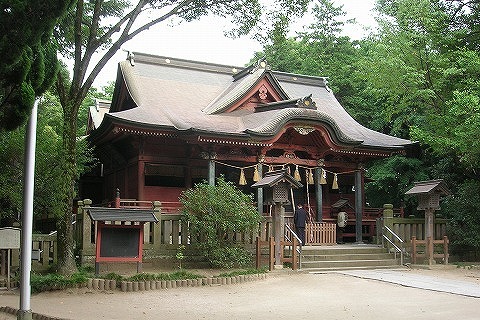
xmin=301 ymin=258 xmax=400 ymax=269
xmin=302 ymin=253 xmax=395 ymax=262
xmin=298 ymin=244 xmax=402 ymax=271
xmin=301 ymin=245 xmax=387 ymax=255
xmin=304 ymin=265 xmax=406 ymax=273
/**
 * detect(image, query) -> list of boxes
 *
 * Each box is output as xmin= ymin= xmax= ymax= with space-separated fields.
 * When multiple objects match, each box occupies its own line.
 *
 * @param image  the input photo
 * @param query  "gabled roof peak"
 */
xmin=233 ymin=57 xmax=269 ymax=81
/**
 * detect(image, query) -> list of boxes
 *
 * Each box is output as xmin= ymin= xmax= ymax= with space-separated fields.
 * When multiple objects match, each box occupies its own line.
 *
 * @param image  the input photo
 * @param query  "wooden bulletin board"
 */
xmin=95 ymin=224 xmax=143 ymax=263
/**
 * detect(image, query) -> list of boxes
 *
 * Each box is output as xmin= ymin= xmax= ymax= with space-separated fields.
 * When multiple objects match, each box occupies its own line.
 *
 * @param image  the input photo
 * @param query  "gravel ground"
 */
xmin=1 ymin=265 xmax=479 ymax=320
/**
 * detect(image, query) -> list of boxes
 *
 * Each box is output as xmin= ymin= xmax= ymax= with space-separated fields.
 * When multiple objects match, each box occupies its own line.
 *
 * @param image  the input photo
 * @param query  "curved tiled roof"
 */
xmin=96 ymin=52 xmax=414 ymax=150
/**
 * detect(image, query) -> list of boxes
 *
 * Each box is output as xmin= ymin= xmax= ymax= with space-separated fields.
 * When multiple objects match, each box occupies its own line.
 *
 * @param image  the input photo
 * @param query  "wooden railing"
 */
xmin=305 ymin=222 xmax=336 ymax=245
xmin=32 ymin=232 xmax=57 ymax=271
xmin=377 ymin=217 xmax=448 ymax=243
xmin=377 ymin=206 xmax=449 ymax=265
xmin=411 ymin=236 xmax=449 ymax=265
xmin=76 ymin=198 xmax=340 ymax=265
xmin=255 ymin=236 xmax=300 ymax=271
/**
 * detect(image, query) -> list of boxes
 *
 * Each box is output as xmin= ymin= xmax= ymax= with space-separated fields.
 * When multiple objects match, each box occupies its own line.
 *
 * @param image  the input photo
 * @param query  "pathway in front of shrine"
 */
xmin=1 ymin=267 xmax=479 ymax=320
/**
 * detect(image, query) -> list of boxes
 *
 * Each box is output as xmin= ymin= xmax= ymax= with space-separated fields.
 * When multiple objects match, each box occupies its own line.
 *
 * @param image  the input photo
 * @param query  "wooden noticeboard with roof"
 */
xmin=87 ymin=207 xmax=158 ymax=274
xmin=405 ymin=179 xmax=450 ymax=265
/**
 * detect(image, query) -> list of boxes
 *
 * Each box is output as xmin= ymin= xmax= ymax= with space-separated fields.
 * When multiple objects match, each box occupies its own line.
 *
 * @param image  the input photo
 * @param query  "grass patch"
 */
xmin=454 ymin=262 xmax=480 ymax=269
xmin=126 ymin=270 xmax=203 ymax=281
xmin=217 ymin=267 xmax=268 ymax=278
xmin=29 ymin=267 xmax=267 ymax=293
xmin=30 ymin=272 xmax=88 ymax=293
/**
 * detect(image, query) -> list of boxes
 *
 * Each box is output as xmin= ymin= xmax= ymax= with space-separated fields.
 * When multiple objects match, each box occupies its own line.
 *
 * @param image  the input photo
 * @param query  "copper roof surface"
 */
xmin=87 ymin=207 xmax=158 ymax=223
xmin=405 ymin=180 xmax=450 ymax=195
xmin=95 ymin=52 xmax=415 ymax=151
xmin=252 ymin=169 xmax=303 ymax=189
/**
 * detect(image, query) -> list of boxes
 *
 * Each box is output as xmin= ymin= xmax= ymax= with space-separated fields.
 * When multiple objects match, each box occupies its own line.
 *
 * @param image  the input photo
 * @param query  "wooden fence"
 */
xmin=411 ymin=236 xmax=449 ymax=265
xmin=31 ymin=232 xmax=57 ymax=271
xmin=377 ymin=212 xmax=449 ymax=264
xmin=305 ymin=222 xmax=336 ymax=245
xmin=377 ymin=217 xmax=448 ymax=243
xmin=0 ymin=233 xmax=57 ymax=277
xmin=255 ymin=236 xmax=300 ymax=271
xmin=76 ymin=199 xmax=339 ymax=264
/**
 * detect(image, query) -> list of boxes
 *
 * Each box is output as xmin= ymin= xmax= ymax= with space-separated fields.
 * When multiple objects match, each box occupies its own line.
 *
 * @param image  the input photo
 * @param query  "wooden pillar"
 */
xmin=315 ymin=168 xmax=323 ymax=222
xmin=137 ymin=161 xmax=145 ymax=200
xmin=208 ymin=159 xmax=215 ymax=186
xmin=354 ymin=169 xmax=363 ymax=243
xmin=257 ymin=164 xmax=263 ymax=215
xmin=115 ymin=188 xmax=120 ymax=208
xmin=425 ymin=208 xmax=435 ymax=265
xmin=153 ymin=201 xmax=161 ymax=251
xmin=80 ymin=199 xmax=94 ymax=263
xmin=273 ymin=203 xmax=285 ymax=268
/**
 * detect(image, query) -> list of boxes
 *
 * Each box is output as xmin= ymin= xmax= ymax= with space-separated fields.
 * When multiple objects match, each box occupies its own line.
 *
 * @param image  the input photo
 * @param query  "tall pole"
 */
xmin=256 ymin=164 xmax=263 ymax=215
xmin=18 ymin=99 xmax=39 ymax=320
xmin=208 ymin=158 xmax=215 ymax=186
xmin=354 ymin=169 xmax=363 ymax=243
xmin=314 ymin=168 xmax=323 ymax=222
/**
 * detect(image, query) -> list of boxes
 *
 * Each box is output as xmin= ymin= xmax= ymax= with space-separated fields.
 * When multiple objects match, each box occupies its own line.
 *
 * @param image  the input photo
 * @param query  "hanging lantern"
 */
xmin=253 ymin=164 xmax=260 ymax=182
xmin=239 ymin=168 xmax=247 ymax=185
xmin=332 ymin=173 xmax=339 ymax=189
xmin=307 ymin=169 xmax=314 ymax=185
xmin=294 ymin=165 xmax=301 ymax=181
xmin=320 ymin=168 xmax=327 ymax=185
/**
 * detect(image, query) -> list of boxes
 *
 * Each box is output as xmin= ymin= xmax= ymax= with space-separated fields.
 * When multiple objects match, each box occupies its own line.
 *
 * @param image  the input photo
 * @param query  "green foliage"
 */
xmin=0 ymin=91 xmax=94 ymax=225
xmin=217 ymin=267 xmax=268 ymax=277
xmin=208 ymin=246 xmax=253 ymax=269
xmin=176 ymin=245 xmax=186 ymax=269
xmin=126 ymin=270 xmax=202 ymax=281
xmin=365 ymin=156 xmax=429 ymax=211
xmin=180 ymin=176 xmax=263 ymax=268
xmin=30 ymin=272 xmax=88 ymax=293
xmin=443 ymin=180 xmax=480 ymax=252
xmin=0 ymin=0 xmax=73 ymax=131
xmin=412 ymin=89 xmax=480 ymax=169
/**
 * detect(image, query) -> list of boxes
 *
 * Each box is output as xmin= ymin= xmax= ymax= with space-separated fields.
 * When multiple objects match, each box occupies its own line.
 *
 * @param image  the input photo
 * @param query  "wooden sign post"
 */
xmin=406 ymin=180 xmax=449 ymax=265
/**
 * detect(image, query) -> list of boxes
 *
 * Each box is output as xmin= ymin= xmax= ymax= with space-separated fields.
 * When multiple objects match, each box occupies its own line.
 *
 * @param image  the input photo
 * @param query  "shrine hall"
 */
xmin=83 ymin=52 xmax=416 ymax=242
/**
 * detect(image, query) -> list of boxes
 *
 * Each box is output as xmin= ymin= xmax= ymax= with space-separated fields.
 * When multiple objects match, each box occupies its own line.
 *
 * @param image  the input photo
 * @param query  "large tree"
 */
xmin=361 ymin=0 xmax=480 ymax=251
xmin=0 ymin=0 xmax=73 ymax=131
xmin=54 ymin=0 xmax=310 ymax=275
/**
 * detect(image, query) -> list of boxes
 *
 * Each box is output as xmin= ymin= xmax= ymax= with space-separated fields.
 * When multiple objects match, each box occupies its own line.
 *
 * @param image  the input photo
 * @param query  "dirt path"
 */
xmin=1 ymin=266 xmax=479 ymax=320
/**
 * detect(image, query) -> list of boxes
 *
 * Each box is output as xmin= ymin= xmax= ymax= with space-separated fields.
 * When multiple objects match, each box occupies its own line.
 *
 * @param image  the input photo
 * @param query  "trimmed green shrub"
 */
xmin=180 ymin=176 xmax=263 ymax=268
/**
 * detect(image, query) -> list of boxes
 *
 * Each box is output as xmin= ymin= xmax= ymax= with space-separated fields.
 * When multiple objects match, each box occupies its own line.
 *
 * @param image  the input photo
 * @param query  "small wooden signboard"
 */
xmin=87 ymin=207 xmax=158 ymax=275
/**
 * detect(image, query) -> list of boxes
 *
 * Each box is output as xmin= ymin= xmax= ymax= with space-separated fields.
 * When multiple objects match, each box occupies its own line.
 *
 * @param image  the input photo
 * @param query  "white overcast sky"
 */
xmin=93 ymin=0 xmax=377 ymax=87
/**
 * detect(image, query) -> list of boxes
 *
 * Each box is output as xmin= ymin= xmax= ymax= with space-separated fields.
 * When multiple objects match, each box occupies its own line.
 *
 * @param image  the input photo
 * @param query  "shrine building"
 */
xmin=84 ymin=52 xmax=416 ymax=242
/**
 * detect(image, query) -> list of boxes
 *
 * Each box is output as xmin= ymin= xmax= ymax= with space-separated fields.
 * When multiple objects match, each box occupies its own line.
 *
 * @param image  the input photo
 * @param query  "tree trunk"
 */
xmin=56 ymin=104 xmax=79 ymax=275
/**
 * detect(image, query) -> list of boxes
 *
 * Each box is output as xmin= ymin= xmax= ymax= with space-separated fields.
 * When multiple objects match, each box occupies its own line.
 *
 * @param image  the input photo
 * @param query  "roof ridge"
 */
xmin=131 ymin=51 xmax=240 ymax=75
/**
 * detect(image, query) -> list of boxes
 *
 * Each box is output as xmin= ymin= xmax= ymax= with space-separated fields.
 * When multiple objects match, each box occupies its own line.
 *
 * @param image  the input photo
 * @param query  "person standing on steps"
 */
xmin=294 ymin=204 xmax=308 ymax=246
xmin=337 ymin=211 xmax=348 ymax=244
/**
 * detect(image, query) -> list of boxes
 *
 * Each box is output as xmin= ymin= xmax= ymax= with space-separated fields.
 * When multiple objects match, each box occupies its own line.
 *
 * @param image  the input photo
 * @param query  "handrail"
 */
xmin=382 ymin=234 xmax=404 ymax=265
xmin=384 ymin=225 xmax=403 ymax=243
xmin=382 ymin=226 xmax=405 ymax=265
xmin=285 ymin=224 xmax=302 ymax=269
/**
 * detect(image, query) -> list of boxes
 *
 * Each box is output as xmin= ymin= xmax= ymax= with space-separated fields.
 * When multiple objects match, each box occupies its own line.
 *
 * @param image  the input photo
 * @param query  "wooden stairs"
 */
xmin=299 ymin=244 xmax=403 ymax=271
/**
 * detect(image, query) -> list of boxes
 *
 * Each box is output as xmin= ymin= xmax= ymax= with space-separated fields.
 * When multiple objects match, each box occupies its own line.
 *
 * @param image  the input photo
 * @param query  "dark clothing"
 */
xmin=294 ymin=207 xmax=308 ymax=245
xmin=296 ymin=227 xmax=305 ymax=246
xmin=294 ymin=207 xmax=308 ymax=227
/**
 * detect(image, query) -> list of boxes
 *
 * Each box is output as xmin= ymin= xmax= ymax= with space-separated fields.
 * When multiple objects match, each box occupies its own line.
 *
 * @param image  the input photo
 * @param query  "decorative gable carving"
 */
xmin=227 ymin=78 xmax=283 ymax=113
